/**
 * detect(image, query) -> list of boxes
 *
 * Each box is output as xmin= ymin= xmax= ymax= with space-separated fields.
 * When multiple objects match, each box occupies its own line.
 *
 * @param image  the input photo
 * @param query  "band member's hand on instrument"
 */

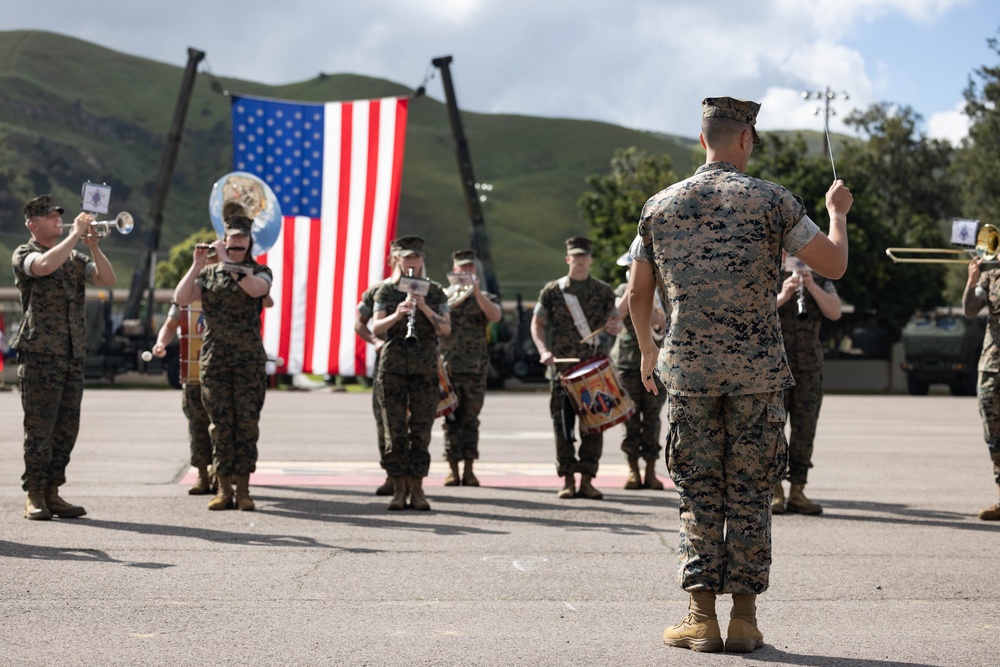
xmin=72 ymin=212 xmax=93 ymax=240
xmin=538 ymin=348 xmax=555 ymax=366
xmin=151 ymin=342 xmax=168 ymax=359
xmin=651 ymin=306 xmax=667 ymax=335
xmin=213 ymin=240 xmax=232 ymax=264
xmin=604 ymin=316 xmax=624 ymax=336
xmin=969 ymin=257 xmax=983 ymax=286
xmin=778 ymin=274 xmax=800 ymax=302
xmin=395 ymin=298 xmax=416 ymax=320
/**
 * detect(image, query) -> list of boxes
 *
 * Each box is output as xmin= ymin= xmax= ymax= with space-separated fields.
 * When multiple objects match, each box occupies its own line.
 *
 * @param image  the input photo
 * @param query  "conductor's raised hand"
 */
xmin=826 ymin=180 xmax=853 ymax=217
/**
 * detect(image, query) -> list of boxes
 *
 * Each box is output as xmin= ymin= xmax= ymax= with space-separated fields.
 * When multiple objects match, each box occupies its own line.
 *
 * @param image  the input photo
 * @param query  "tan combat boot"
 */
xmin=644 ymin=458 xmax=665 ymax=490
xmin=46 ymin=487 xmax=87 ymax=518
xmin=557 ymin=475 xmax=575 ymax=499
xmin=462 ymin=459 xmax=479 ymax=487
xmin=663 ymin=591 xmax=723 ymax=653
xmin=786 ymin=483 xmax=822 ymax=515
xmin=771 ymin=481 xmax=786 ymax=515
xmin=577 ymin=475 xmax=603 ymax=500
xmin=234 ymin=474 xmax=255 ymax=511
xmin=624 ymin=457 xmax=642 ymax=490
xmin=188 ymin=466 xmax=214 ymax=495
xmin=387 ymin=476 xmax=408 ymax=511
xmin=978 ymin=488 xmax=1000 ymax=520
xmin=408 ymin=475 xmax=431 ymax=511
xmin=375 ymin=476 xmax=394 ymax=496
xmin=24 ymin=490 xmax=51 ymax=521
xmin=726 ymin=593 xmax=765 ymax=653
xmin=444 ymin=461 xmax=461 ymax=487
xmin=208 ymin=474 xmax=234 ymax=511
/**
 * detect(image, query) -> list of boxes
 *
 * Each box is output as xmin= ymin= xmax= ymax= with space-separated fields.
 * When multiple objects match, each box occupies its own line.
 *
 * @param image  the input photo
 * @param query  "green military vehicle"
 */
xmin=900 ymin=310 xmax=986 ymax=396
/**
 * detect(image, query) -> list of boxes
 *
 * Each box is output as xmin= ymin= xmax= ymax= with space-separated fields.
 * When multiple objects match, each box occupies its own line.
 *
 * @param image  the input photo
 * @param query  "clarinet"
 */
xmin=795 ymin=271 xmax=809 ymax=321
xmin=404 ymin=268 xmax=418 ymax=343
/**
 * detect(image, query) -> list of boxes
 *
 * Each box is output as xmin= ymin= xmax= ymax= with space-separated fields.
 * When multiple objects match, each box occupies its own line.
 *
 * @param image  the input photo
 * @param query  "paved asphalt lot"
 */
xmin=0 ymin=385 xmax=998 ymax=666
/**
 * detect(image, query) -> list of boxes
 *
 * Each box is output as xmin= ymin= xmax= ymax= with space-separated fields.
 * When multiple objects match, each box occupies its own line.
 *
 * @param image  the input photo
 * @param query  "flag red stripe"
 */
xmin=354 ymin=101 xmax=381 ymax=375
xmin=327 ymin=103 xmax=353 ymax=369
xmin=302 ymin=218 xmax=322 ymax=371
xmin=278 ymin=217 xmax=296 ymax=372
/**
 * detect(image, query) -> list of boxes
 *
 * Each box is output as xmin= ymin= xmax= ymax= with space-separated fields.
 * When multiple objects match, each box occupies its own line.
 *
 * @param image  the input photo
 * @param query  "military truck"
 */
xmin=900 ymin=310 xmax=985 ymax=396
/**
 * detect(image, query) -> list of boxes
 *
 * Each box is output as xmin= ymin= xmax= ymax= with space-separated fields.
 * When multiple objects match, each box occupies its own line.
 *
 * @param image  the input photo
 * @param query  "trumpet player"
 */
xmin=439 ymin=249 xmax=502 ymax=487
xmin=173 ymin=209 xmax=272 ymax=512
xmin=372 ymin=236 xmax=450 ymax=511
xmin=13 ymin=194 xmax=116 ymax=520
xmin=773 ymin=253 xmax=841 ymax=515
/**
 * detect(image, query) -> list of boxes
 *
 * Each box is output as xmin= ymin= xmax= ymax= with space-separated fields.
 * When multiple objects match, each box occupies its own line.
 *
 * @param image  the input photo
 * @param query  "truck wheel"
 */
xmin=906 ymin=376 xmax=929 ymax=396
xmin=950 ymin=375 xmax=977 ymax=397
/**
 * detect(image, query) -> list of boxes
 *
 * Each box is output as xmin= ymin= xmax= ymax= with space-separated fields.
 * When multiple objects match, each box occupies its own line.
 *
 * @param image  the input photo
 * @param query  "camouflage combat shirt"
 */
xmin=374 ymin=279 xmax=448 ymax=376
xmin=11 ymin=240 xmax=97 ymax=358
xmin=976 ymin=268 xmax=1000 ymax=372
xmin=196 ymin=261 xmax=272 ymax=367
xmin=440 ymin=289 xmax=500 ymax=374
xmin=777 ymin=271 xmax=837 ymax=373
xmin=534 ymin=275 xmax=616 ymax=379
xmin=635 ymin=161 xmax=820 ymax=396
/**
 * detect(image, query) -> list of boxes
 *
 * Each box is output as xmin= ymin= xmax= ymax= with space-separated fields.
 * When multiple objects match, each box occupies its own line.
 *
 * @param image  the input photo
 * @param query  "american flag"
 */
xmin=231 ymin=94 xmax=409 ymax=377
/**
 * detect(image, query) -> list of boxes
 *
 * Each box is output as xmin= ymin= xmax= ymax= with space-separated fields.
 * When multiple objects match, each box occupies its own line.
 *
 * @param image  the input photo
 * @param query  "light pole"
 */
xmin=801 ymin=86 xmax=849 ymax=177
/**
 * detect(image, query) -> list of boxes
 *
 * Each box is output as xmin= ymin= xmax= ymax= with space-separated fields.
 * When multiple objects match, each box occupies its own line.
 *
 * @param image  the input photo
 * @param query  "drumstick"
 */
xmin=553 ymin=358 xmax=581 ymax=365
xmin=581 ymin=328 xmax=604 ymax=344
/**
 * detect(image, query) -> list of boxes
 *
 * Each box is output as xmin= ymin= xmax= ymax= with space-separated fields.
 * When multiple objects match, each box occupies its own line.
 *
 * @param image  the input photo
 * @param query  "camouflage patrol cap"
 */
xmin=224 ymin=215 xmax=253 ymax=237
xmin=565 ymin=237 xmax=593 ymax=255
xmin=222 ymin=201 xmax=248 ymax=222
xmin=390 ymin=236 xmax=425 ymax=257
xmin=23 ymin=194 xmax=65 ymax=219
xmin=451 ymin=249 xmax=477 ymax=265
xmin=702 ymin=97 xmax=762 ymax=145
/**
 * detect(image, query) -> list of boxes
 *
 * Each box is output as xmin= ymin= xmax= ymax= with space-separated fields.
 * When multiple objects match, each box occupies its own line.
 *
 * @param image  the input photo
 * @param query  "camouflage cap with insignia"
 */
xmin=451 ymin=249 xmax=477 ymax=265
xmin=23 ymin=194 xmax=65 ymax=219
xmin=390 ymin=236 xmax=425 ymax=257
xmin=565 ymin=237 xmax=593 ymax=255
xmin=222 ymin=201 xmax=248 ymax=222
xmin=702 ymin=96 xmax=762 ymax=145
xmin=224 ymin=215 xmax=253 ymax=237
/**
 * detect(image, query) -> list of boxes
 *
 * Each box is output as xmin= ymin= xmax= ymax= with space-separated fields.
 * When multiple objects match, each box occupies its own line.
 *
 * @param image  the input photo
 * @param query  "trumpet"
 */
xmin=60 ymin=211 xmax=134 ymax=237
xmin=886 ymin=223 xmax=1000 ymax=264
xmin=404 ymin=268 xmax=418 ymax=343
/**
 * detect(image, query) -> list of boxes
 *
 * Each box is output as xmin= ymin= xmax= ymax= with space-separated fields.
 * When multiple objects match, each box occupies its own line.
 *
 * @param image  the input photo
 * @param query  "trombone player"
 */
xmin=963 ymin=253 xmax=1000 ymax=520
xmin=13 ymin=194 xmax=116 ymax=520
xmin=439 ymin=249 xmax=502 ymax=486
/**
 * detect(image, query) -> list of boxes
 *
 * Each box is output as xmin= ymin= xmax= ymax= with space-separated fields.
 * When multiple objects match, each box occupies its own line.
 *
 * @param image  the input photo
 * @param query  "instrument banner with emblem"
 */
xmin=436 ymin=356 xmax=458 ymax=419
xmin=560 ymin=356 xmax=635 ymax=434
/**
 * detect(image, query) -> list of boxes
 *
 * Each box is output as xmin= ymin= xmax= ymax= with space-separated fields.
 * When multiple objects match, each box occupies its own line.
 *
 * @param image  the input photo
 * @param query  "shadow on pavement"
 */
xmin=794 ymin=499 xmax=1000 ymax=533
xmin=747 ymin=647 xmax=939 ymax=666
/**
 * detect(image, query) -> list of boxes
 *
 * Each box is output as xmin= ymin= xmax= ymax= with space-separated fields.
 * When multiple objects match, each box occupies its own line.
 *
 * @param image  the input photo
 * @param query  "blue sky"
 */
xmin=5 ymin=0 xmax=999 ymax=145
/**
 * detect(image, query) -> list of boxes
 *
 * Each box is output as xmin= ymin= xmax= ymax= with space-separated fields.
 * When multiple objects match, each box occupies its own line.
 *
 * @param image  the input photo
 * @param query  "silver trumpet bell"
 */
xmin=60 ymin=211 xmax=134 ymax=237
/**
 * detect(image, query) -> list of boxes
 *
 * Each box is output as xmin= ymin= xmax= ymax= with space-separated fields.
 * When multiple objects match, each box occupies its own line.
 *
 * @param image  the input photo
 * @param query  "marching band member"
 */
xmin=173 ymin=210 xmax=272 ymax=512
xmin=371 ymin=237 xmax=450 ymax=511
xmin=13 ymin=194 xmax=116 ymax=520
xmin=439 ymin=249 xmax=502 ymax=486
xmin=530 ymin=237 xmax=621 ymax=500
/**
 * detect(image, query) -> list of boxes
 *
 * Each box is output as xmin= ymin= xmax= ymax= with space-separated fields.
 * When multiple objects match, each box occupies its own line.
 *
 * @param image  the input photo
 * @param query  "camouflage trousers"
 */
xmin=619 ymin=369 xmax=667 ymax=460
xmin=200 ymin=361 xmax=267 ymax=476
xmin=182 ymin=383 xmax=212 ymax=469
xmin=549 ymin=380 xmax=603 ymax=477
xmin=783 ymin=367 xmax=823 ymax=484
xmin=371 ymin=371 xmax=387 ymax=469
xmin=18 ymin=353 xmax=84 ymax=491
xmin=976 ymin=371 xmax=1000 ymax=485
xmin=443 ymin=371 xmax=487 ymax=462
xmin=377 ymin=371 xmax=438 ymax=477
xmin=666 ymin=392 xmax=787 ymax=594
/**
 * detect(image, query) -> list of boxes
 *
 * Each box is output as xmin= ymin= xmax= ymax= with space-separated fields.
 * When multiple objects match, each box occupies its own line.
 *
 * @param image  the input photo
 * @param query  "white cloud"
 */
xmin=927 ymin=101 xmax=971 ymax=145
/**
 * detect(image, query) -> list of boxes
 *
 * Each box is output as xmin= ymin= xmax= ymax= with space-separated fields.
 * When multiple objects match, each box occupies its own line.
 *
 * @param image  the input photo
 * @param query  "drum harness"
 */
xmin=557 ymin=277 xmax=601 ymax=444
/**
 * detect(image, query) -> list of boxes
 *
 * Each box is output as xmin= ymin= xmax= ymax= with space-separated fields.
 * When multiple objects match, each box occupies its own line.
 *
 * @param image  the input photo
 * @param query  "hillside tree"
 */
xmin=957 ymin=30 xmax=1000 ymax=225
xmin=154 ymin=228 xmax=218 ymax=288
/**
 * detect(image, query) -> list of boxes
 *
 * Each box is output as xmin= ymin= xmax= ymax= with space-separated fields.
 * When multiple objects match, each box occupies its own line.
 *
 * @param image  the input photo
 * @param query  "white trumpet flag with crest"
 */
xmin=231 ymin=94 xmax=409 ymax=377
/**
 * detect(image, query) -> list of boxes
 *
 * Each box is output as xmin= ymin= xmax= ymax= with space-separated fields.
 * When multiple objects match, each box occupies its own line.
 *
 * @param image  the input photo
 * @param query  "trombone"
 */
xmin=886 ymin=224 xmax=1000 ymax=264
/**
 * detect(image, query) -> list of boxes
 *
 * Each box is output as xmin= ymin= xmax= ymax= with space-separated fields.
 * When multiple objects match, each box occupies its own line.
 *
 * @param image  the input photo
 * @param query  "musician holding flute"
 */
xmin=13 ymin=194 xmax=116 ymax=520
xmin=173 ymin=210 xmax=272 ymax=512
xmin=530 ymin=237 xmax=621 ymax=500
xmin=372 ymin=236 xmax=450 ymax=511
xmin=773 ymin=252 xmax=841 ymax=515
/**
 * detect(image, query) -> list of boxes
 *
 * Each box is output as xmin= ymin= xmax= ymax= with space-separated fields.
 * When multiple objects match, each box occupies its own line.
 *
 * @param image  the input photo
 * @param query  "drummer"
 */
xmin=530 ymin=237 xmax=621 ymax=499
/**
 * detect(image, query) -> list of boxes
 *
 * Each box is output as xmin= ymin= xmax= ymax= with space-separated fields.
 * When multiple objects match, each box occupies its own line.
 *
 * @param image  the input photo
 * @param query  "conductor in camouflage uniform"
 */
xmin=174 ymin=212 xmax=272 ymax=512
xmin=13 ymin=194 xmax=116 ymax=520
xmin=610 ymin=254 xmax=668 ymax=490
xmin=772 ymin=255 xmax=842 ymax=515
xmin=530 ymin=237 xmax=621 ymax=500
xmin=629 ymin=97 xmax=852 ymax=653
xmin=372 ymin=237 xmax=451 ymax=511
xmin=963 ymin=255 xmax=1000 ymax=520
xmin=440 ymin=249 xmax=502 ymax=486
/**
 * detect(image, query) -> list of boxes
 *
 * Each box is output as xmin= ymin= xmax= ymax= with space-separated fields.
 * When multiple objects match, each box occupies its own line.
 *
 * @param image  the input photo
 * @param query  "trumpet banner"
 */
xmin=231 ymin=94 xmax=409 ymax=377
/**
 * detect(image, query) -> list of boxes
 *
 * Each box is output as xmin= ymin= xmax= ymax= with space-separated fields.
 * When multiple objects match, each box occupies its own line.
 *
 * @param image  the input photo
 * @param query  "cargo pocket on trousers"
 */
xmin=665 ymin=403 xmax=691 ymax=484
xmin=765 ymin=401 xmax=788 ymax=485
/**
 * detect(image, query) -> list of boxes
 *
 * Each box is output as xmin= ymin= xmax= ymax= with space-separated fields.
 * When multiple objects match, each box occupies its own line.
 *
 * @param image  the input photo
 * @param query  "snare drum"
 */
xmin=560 ymin=356 xmax=635 ymax=434
xmin=436 ymin=356 xmax=458 ymax=418
xmin=178 ymin=302 xmax=206 ymax=385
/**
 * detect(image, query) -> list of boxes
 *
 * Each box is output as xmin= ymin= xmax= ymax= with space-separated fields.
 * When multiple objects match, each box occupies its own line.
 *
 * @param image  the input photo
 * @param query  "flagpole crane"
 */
xmin=123 ymin=47 xmax=205 ymax=332
xmin=431 ymin=55 xmax=501 ymax=299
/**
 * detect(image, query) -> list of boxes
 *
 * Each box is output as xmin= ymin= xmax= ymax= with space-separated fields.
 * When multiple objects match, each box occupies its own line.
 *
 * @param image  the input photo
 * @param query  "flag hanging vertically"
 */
xmin=231 ymin=94 xmax=409 ymax=377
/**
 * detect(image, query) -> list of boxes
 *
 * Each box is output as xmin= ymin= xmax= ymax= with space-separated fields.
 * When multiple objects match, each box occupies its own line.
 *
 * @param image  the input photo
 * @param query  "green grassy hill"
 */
xmin=0 ymin=30 xmax=846 ymax=298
